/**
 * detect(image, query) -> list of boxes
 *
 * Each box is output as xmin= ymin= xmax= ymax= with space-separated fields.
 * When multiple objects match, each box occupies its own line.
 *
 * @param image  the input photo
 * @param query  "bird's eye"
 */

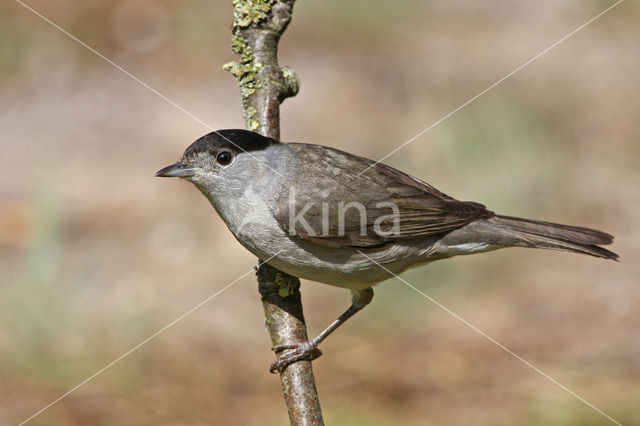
xmin=216 ymin=151 xmax=233 ymax=165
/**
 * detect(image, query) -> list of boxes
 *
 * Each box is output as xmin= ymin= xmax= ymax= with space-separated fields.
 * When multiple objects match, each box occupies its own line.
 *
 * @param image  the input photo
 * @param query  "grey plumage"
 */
xmin=158 ymin=129 xmax=617 ymax=289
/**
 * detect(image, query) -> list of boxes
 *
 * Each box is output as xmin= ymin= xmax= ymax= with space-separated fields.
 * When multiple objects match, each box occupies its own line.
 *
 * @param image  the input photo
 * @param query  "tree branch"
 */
xmin=224 ymin=1 xmax=324 ymax=424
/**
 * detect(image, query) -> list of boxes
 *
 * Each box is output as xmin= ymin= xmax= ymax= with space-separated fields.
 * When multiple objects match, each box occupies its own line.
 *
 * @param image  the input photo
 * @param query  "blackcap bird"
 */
xmin=157 ymin=129 xmax=617 ymax=371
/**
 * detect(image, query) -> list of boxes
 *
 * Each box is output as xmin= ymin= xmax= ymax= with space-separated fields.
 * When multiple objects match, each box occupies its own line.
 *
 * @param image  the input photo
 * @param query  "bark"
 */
xmin=224 ymin=1 xmax=324 ymax=425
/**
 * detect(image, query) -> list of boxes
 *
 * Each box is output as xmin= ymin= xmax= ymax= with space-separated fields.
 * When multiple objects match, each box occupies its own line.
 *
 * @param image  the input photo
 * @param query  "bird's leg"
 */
xmin=270 ymin=287 xmax=374 ymax=373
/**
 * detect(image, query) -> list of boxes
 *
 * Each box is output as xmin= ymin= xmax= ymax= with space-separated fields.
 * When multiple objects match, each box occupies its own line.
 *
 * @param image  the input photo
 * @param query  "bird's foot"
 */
xmin=270 ymin=341 xmax=323 ymax=374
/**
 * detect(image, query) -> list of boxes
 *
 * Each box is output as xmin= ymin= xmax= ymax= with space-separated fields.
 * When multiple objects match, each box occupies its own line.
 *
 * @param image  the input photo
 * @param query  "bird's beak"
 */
xmin=155 ymin=161 xmax=199 ymax=178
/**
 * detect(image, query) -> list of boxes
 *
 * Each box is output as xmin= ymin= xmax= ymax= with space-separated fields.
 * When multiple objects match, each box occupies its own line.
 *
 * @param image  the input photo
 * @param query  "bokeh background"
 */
xmin=1 ymin=0 xmax=639 ymax=424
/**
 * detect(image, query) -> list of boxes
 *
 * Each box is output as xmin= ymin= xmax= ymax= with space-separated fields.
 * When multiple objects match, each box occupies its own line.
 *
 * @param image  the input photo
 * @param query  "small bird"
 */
xmin=157 ymin=129 xmax=617 ymax=371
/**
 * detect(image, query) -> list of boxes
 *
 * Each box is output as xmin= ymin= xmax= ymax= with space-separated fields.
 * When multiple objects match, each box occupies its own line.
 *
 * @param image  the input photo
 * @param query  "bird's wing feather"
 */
xmin=274 ymin=144 xmax=494 ymax=248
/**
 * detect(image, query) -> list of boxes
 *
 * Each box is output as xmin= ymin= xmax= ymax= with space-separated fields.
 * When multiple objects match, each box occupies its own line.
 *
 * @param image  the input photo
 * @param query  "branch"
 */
xmin=224 ymin=1 xmax=324 ymax=424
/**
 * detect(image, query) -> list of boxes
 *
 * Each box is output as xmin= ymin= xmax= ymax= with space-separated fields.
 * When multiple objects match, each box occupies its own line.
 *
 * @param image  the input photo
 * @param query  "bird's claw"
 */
xmin=269 ymin=341 xmax=323 ymax=374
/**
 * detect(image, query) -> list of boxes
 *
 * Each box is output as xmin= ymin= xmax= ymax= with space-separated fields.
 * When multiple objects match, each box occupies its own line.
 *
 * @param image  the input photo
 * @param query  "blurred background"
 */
xmin=1 ymin=0 xmax=639 ymax=424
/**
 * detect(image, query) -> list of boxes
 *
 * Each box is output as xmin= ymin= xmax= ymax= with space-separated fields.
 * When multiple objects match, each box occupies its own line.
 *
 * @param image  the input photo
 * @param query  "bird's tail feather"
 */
xmin=490 ymin=215 xmax=618 ymax=260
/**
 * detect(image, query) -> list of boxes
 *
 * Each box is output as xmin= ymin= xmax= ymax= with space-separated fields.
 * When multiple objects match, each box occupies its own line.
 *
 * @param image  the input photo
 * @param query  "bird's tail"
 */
xmin=487 ymin=215 xmax=618 ymax=260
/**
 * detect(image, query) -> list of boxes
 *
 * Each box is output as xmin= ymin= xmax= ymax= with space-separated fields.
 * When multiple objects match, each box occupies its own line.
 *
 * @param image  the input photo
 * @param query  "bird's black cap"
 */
xmin=183 ymin=129 xmax=279 ymax=158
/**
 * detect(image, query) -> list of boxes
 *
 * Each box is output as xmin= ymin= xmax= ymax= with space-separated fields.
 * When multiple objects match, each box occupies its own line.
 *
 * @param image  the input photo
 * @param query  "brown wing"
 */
xmin=275 ymin=144 xmax=494 ymax=248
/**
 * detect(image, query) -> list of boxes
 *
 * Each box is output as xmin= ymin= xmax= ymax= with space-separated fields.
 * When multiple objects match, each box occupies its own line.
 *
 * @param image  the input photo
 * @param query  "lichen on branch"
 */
xmin=222 ymin=33 xmax=262 ymax=130
xmin=223 ymin=0 xmax=299 ymax=137
xmin=230 ymin=0 xmax=276 ymax=27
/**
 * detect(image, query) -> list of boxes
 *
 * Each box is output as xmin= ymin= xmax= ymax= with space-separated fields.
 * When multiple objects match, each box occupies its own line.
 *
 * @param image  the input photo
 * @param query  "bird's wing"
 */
xmin=274 ymin=144 xmax=494 ymax=248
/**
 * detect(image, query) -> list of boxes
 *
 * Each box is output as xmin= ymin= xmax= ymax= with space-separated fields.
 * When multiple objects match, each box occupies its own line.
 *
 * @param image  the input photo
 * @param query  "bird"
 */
xmin=157 ymin=129 xmax=617 ymax=372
